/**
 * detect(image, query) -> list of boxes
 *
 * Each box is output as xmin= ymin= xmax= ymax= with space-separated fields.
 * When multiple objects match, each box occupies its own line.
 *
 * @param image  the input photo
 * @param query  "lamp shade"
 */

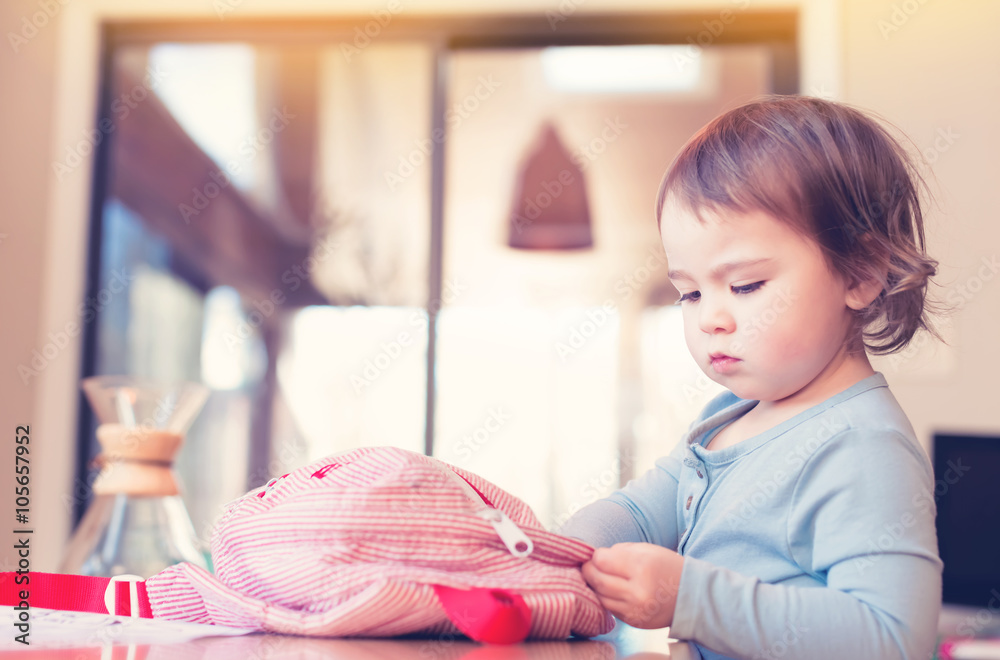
xmin=507 ymin=121 xmax=593 ymax=250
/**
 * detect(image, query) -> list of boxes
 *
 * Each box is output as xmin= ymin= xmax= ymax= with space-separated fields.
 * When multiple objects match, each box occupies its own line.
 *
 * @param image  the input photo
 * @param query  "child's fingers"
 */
xmin=588 ymin=545 xmax=635 ymax=578
xmin=595 ymin=596 xmax=630 ymax=619
xmin=581 ymin=559 xmax=631 ymax=598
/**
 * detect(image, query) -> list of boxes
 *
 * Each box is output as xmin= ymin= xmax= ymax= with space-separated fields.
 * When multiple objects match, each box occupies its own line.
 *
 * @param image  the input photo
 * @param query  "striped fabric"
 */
xmin=144 ymin=446 xmax=615 ymax=640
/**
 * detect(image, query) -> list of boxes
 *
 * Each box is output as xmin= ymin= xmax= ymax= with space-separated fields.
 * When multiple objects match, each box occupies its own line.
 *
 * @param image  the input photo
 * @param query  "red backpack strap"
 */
xmin=432 ymin=585 xmax=532 ymax=644
xmin=0 ymin=572 xmax=154 ymax=618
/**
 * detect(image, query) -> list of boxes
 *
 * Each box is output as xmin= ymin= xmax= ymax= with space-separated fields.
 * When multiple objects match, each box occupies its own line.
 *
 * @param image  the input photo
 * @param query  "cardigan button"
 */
xmin=686 ymin=495 xmax=693 ymax=510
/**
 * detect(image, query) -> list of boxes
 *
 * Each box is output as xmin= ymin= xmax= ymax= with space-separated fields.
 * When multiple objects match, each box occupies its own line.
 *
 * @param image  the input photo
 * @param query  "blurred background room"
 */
xmin=0 ymin=0 xmax=996 ymax=620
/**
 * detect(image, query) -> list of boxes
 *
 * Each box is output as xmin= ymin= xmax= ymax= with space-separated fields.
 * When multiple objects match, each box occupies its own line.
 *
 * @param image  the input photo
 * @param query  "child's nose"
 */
xmin=698 ymin=296 xmax=736 ymax=334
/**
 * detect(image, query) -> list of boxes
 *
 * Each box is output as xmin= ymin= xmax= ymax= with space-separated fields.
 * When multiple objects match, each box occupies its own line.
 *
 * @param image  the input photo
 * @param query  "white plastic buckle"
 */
xmin=104 ymin=574 xmax=143 ymax=617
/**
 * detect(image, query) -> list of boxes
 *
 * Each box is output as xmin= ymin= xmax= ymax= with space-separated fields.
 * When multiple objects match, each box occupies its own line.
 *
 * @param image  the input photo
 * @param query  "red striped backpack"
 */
xmin=3 ymin=446 xmax=614 ymax=643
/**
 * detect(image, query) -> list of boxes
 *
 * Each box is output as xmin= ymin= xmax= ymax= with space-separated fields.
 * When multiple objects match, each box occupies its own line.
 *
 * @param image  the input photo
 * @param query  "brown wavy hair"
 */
xmin=655 ymin=94 xmax=943 ymax=355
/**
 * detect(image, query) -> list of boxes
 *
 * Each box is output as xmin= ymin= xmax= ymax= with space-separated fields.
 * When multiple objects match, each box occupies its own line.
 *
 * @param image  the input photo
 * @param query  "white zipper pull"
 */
xmin=476 ymin=507 xmax=534 ymax=558
xmin=435 ymin=463 xmax=534 ymax=558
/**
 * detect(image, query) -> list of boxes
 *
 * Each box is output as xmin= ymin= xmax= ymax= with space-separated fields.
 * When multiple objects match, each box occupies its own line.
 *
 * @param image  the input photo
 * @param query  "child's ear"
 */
xmin=844 ymin=233 xmax=888 ymax=310
xmin=845 ymin=275 xmax=884 ymax=311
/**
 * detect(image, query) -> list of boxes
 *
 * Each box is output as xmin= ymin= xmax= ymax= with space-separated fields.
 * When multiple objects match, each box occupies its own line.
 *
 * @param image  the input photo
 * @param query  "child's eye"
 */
xmin=674 ymin=282 xmax=764 ymax=304
xmin=732 ymin=281 xmax=765 ymax=295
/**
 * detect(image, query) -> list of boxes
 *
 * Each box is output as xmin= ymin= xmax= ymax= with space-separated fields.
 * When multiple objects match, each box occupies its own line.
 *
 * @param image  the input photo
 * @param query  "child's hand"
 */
xmin=581 ymin=542 xmax=685 ymax=630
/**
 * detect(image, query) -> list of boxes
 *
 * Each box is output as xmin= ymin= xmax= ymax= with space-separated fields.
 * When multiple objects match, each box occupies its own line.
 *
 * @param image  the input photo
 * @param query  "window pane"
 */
xmin=311 ymin=41 xmax=433 ymax=307
xmin=434 ymin=307 xmax=619 ymax=530
xmin=277 ymin=306 xmax=428 ymax=465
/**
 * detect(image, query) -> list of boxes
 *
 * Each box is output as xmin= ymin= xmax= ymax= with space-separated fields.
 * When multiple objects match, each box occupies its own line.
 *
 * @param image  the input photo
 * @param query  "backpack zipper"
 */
xmin=442 ymin=467 xmax=534 ymax=558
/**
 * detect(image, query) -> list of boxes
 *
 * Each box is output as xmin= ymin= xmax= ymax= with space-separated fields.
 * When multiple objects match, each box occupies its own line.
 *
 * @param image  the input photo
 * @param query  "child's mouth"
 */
xmin=710 ymin=355 xmax=741 ymax=373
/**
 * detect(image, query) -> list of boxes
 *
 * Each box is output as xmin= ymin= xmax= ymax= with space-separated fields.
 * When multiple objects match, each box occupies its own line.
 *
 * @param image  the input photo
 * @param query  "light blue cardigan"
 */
xmin=559 ymin=371 xmax=943 ymax=660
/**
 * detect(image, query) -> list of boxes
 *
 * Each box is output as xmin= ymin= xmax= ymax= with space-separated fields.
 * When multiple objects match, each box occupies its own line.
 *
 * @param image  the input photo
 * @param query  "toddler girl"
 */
xmin=559 ymin=95 xmax=944 ymax=660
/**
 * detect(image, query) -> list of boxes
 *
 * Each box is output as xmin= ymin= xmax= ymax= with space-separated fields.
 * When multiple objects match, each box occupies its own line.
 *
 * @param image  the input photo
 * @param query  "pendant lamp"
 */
xmin=507 ymin=121 xmax=593 ymax=250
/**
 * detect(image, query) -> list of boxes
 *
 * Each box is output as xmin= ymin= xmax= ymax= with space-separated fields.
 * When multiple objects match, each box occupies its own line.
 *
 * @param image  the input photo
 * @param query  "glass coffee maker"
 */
xmin=60 ymin=376 xmax=210 ymax=578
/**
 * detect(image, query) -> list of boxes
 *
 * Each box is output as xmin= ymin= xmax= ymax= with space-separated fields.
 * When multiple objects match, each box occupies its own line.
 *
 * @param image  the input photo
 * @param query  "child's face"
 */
xmin=660 ymin=199 xmax=860 ymax=404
